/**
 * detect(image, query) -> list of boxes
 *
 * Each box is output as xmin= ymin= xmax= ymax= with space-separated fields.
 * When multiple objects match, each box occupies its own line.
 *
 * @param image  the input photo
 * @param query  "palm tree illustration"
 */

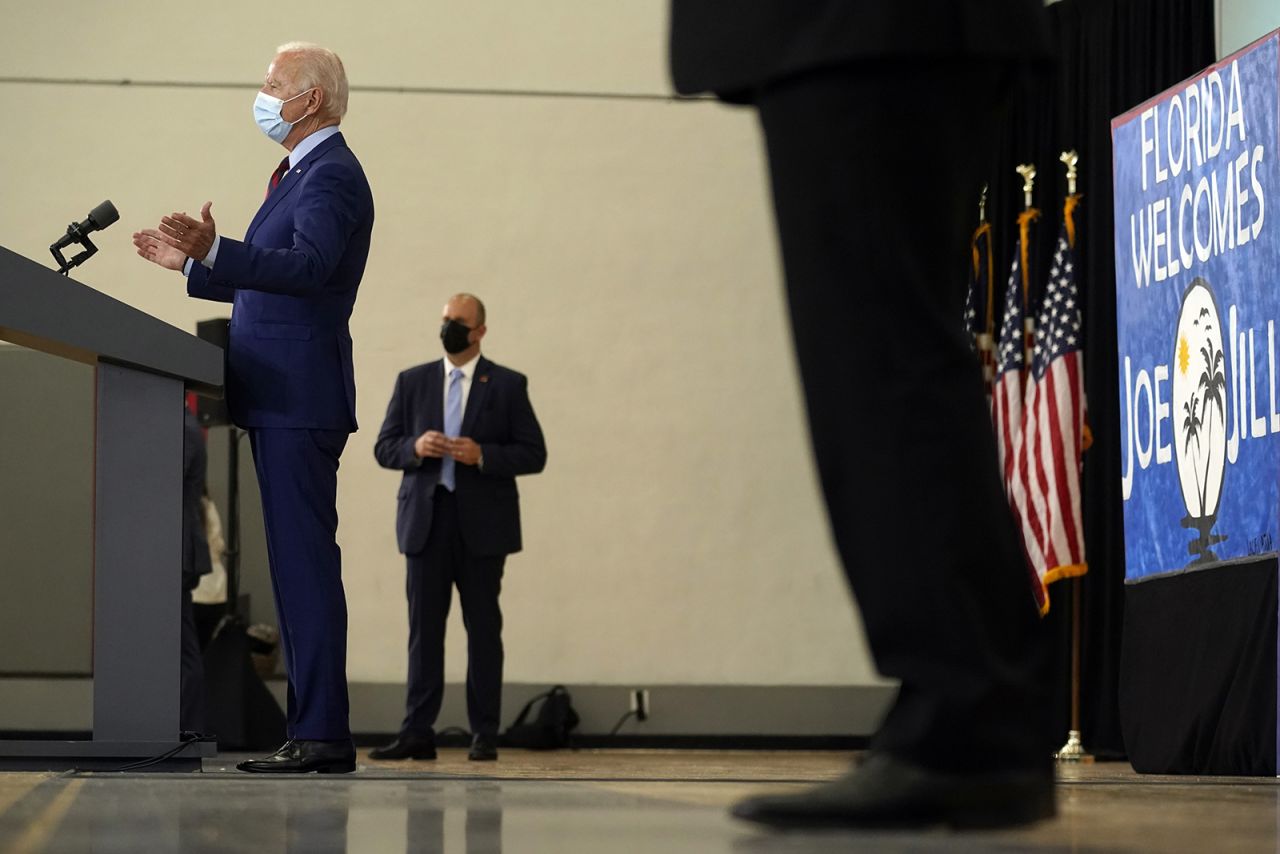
xmin=1181 ymin=335 xmax=1228 ymax=562
xmin=1182 ymin=392 xmax=1202 ymax=508
xmin=1196 ymin=337 xmax=1226 ymax=518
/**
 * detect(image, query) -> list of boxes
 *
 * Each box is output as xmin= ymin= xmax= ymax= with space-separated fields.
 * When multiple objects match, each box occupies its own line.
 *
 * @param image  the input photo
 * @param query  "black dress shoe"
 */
xmin=468 ymin=734 xmax=498 ymax=761
xmin=237 ymin=739 xmax=357 ymax=774
xmin=731 ymin=752 xmax=1055 ymax=830
xmin=368 ymin=732 xmax=437 ymax=761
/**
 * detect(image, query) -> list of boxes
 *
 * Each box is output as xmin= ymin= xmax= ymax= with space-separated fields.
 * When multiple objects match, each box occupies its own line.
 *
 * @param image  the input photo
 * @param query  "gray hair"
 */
xmin=276 ymin=41 xmax=349 ymax=121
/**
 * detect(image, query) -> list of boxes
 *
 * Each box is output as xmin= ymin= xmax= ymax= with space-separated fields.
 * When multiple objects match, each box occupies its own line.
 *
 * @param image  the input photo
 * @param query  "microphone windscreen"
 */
xmin=88 ymin=200 xmax=119 ymax=230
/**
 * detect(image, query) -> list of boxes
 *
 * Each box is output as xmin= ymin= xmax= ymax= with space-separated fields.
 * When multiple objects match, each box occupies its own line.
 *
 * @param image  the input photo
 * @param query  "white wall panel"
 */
xmin=0 ymin=2 xmax=885 ymax=690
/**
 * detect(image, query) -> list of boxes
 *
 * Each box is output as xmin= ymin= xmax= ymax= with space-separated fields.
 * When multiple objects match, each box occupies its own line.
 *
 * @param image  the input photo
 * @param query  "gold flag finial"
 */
xmin=1060 ymin=150 xmax=1079 ymax=196
xmin=979 ymin=183 xmax=989 ymax=223
xmin=1016 ymin=164 xmax=1036 ymax=210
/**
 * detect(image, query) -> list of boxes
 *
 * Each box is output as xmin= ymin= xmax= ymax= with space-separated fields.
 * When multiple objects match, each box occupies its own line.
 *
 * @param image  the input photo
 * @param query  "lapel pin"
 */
xmin=478 ymin=375 xmax=489 ymax=383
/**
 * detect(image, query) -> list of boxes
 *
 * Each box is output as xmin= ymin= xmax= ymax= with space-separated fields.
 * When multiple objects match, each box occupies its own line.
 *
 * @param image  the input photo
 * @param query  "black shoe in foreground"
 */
xmin=368 ymin=732 xmax=438 ymax=761
xmin=468 ymin=734 xmax=498 ymax=761
xmin=237 ymin=739 xmax=357 ymax=774
xmin=731 ymin=753 xmax=1055 ymax=830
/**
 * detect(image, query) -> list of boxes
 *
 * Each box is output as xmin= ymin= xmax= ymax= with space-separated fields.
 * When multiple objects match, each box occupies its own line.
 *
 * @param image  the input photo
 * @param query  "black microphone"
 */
xmin=50 ymin=200 xmax=119 ymax=274
xmin=84 ymin=200 xmax=119 ymax=232
xmin=52 ymin=200 xmax=119 ymax=250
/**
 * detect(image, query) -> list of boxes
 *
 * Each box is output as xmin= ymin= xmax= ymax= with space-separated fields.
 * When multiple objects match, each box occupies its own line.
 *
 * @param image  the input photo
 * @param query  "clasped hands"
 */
xmin=415 ymin=431 xmax=482 ymax=465
xmin=132 ymin=201 xmax=218 ymax=271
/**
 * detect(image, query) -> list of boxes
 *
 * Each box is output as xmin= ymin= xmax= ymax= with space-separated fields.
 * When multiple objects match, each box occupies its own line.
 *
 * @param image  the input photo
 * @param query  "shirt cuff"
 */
xmin=201 ymin=235 xmax=221 ymax=269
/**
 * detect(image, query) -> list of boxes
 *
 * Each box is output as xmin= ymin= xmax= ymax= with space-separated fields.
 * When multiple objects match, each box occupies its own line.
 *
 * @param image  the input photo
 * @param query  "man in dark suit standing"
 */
xmin=132 ymin=41 xmax=373 ymax=774
xmin=670 ymin=0 xmax=1057 ymax=829
xmin=181 ymin=405 xmax=211 ymax=735
xmin=371 ymin=294 xmax=547 ymax=762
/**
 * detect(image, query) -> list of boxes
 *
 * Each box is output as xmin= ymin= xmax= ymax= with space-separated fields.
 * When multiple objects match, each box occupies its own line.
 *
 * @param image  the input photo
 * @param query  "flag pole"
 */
xmin=1014 ymin=164 xmax=1038 ymax=366
xmin=1055 ymin=575 xmax=1093 ymax=762
xmin=1054 ymin=149 xmax=1094 ymax=764
xmin=1015 ymin=163 xmax=1036 ymax=211
xmin=1061 ymin=149 xmax=1078 ymax=197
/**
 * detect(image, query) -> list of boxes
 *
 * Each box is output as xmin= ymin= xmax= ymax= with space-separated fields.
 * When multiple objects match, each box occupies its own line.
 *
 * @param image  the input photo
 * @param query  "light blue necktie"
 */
xmin=441 ymin=367 xmax=463 ymax=491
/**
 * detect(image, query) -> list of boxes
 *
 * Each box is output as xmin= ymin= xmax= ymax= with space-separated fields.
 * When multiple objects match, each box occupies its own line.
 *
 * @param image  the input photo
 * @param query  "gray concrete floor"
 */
xmin=0 ymin=750 xmax=1277 ymax=852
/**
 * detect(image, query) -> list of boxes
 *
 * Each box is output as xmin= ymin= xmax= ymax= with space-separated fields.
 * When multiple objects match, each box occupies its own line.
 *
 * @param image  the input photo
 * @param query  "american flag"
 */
xmin=1017 ymin=203 xmax=1088 ymax=606
xmin=993 ymin=226 xmax=1029 ymax=495
xmin=964 ymin=221 xmax=997 ymax=408
xmin=993 ymin=209 xmax=1048 ymax=613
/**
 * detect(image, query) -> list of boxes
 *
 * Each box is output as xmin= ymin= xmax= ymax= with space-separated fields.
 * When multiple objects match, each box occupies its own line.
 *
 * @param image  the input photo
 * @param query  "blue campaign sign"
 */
xmin=1113 ymin=32 xmax=1280 ymax=582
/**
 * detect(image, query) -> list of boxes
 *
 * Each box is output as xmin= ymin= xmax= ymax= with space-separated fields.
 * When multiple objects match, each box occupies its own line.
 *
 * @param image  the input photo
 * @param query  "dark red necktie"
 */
xmin=266 ymin=157 xmax=289 ymax=197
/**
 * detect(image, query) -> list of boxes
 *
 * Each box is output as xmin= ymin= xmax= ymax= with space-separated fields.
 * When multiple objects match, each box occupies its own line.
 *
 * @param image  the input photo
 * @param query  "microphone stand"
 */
xmin=49 ymin=230 xmax=100 ymax=276
xmin=48 ymin=201 xmax=118 ymax=276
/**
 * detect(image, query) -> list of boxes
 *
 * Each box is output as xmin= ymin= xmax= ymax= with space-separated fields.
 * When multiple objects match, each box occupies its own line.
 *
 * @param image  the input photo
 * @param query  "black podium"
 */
xmin=0 ymin=245 xmax=223 ymax=770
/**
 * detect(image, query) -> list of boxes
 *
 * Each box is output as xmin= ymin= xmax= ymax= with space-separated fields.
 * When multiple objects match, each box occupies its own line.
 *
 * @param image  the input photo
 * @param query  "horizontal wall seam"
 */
xmin=0 ymin=76 xmax=716 ymax=103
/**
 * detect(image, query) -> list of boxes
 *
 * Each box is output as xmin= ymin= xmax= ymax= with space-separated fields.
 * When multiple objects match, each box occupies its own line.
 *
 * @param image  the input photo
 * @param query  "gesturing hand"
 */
xmin=156 ymin=201 xmax=217 ymax=261
xmin=132 ymin=228 xmax=188 ymax=271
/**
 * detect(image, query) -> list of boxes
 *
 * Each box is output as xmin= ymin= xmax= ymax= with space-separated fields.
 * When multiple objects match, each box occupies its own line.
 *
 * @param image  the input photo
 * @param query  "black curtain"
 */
xmin=979 ymin=0 xmax=1216 ymax=758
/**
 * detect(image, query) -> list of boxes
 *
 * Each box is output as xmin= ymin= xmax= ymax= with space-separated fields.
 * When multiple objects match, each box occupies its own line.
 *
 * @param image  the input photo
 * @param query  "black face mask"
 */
xmin=440 ymin=319 xmax=472 ymax=354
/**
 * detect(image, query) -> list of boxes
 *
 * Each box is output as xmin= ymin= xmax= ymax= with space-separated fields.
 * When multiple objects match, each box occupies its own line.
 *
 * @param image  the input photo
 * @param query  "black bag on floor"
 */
xmin=503 ymin=685 xmax=580 ymax=749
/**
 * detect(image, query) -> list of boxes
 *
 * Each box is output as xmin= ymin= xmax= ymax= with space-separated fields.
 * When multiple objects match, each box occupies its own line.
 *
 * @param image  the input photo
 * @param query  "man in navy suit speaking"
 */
xmin=132 ymin=41 xmax=373 ymax=774
xmin=371 ymin=294 xmax=546 ymax=763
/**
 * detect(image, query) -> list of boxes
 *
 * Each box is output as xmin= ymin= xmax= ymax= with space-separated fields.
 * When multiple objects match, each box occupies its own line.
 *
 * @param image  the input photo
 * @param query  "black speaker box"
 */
xmin=195 ymin=318 xmax=230 ymax=427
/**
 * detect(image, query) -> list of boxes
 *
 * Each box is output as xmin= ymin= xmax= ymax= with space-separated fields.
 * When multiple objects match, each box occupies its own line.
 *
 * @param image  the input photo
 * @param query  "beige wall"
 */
xmin=1218 ymin=0 xmax=1280 ymax=57
xmin=0 ymin=2 xmax=884 ymax=690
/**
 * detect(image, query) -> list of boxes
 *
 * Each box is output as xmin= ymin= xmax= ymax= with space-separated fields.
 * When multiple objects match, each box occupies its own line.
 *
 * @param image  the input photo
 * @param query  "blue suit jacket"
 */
xmin=187 ymin=131 xmax=374 ymax=431
xmin=374 ymin=356 xmax=548 ymax=557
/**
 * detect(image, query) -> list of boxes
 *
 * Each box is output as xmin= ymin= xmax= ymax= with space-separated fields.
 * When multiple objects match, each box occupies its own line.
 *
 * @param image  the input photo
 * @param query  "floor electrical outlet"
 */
xmin=629 ymin=689 xmax=650 ymax=722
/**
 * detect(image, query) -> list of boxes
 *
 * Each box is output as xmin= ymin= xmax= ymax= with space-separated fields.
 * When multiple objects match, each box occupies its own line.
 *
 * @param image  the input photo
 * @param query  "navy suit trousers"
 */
xmin=403 ymin=487 xmax=506 ymax=737
xmin=249 ymin=427 xmax=351 ymax=741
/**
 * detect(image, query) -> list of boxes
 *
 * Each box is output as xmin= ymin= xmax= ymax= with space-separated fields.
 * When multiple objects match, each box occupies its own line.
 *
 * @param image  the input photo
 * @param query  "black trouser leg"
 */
xmin=458 ymin=553 xmax=506 ymax=736
xmin=179 ymin=588 xmax=205 ymax=733
xmin=403 ymin=494 xmax=457 ymax=736
xmin=756 ymin=61 xmax=1053 ymax=772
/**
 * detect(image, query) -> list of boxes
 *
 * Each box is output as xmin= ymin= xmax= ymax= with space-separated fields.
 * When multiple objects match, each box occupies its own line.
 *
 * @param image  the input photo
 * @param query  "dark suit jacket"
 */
xmin=374 ymin=356 xmax=547 ymax=557
xmin=670 ymin=0 xmax=1052 ymax=101
xmin=187 ymin=131 xmax=374 ymax=431
xmin=182 ymin=409 xmax=212 ymax=591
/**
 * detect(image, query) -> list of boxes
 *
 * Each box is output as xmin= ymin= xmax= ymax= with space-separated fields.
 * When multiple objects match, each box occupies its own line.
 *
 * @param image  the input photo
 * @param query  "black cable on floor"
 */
xmin=84 ymin=732 xmax=209 ymax=773
xmin=608 ymin=710 xmax=639 ymax=736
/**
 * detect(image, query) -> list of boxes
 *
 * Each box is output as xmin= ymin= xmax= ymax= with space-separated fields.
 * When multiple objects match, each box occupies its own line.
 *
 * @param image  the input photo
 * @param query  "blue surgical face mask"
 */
xmin=253 ymin=88 xmax=313 ymax=144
